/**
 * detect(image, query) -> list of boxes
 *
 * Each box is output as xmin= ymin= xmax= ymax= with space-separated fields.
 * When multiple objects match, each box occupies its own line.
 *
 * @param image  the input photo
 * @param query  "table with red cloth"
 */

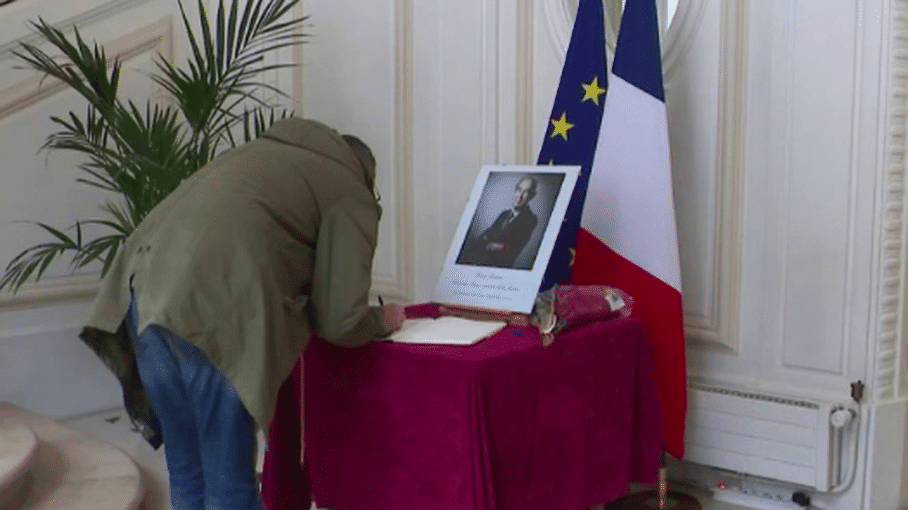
xmin=261 ymin=303 xmax=662 ymax=510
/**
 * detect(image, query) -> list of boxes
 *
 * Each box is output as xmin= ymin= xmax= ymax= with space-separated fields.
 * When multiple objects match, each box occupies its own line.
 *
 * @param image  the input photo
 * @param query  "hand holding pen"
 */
xmin=378 ymin=295 xmax=405 ymax=334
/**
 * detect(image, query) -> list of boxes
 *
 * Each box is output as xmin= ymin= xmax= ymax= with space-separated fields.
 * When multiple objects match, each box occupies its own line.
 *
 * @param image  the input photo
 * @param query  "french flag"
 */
xmin=569 ymin=0 xmax=687 ymax=459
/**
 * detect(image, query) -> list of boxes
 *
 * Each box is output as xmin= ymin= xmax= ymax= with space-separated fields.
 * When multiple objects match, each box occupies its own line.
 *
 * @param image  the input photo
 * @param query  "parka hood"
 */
xmin=261 ymin=117 xmax=376 ymax=191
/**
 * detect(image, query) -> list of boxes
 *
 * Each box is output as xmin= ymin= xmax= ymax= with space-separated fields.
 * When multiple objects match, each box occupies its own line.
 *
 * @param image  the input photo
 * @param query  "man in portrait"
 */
xmin=458 ymin=175 xmax=539 ymax=269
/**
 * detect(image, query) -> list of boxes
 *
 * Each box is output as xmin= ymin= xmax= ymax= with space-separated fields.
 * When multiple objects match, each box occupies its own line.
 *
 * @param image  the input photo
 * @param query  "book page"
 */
xmin=385 ymin=316 xmax=506 ymax=345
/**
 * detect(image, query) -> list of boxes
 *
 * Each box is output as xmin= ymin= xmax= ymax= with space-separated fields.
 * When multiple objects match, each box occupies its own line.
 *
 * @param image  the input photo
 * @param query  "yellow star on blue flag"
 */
xmin=582 ymin=76 xmax=607 ymax=105
xmin=550 ymin=112 xmax=574 ymax=140
xmin=537 ymin=0 xmax=608 ymax=291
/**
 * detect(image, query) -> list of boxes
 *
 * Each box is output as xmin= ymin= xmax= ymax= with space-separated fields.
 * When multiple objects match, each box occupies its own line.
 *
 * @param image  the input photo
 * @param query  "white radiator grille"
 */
xmin=685 ymin=384 xmax=834 ymax=490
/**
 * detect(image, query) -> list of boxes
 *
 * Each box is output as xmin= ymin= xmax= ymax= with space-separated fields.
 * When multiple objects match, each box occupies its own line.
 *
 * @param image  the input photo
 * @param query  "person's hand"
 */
xmin=380 ymin=304 xmax=406 ymax=333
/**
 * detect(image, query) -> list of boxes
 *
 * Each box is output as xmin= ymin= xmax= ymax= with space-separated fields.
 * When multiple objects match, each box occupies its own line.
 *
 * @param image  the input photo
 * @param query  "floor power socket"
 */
xmin=710 ymin=484 xmax=804 ymax=509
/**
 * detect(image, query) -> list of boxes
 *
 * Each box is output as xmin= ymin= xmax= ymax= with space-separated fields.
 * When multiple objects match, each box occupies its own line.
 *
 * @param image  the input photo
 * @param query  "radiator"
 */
xmin=685 ymin=384 xmax=840 ymax=491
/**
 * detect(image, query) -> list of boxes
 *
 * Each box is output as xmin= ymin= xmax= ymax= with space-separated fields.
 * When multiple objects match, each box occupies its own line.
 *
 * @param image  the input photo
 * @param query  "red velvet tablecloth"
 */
xmin=262 ymin=304 xmax=662 ymax=510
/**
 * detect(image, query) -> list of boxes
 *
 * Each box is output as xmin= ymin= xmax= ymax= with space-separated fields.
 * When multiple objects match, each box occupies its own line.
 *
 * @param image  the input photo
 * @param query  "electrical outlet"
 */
xmin=672 ymin=460 xmax=818 ymax=509
xmin=711 ymin=486 xmax=803 ymax=510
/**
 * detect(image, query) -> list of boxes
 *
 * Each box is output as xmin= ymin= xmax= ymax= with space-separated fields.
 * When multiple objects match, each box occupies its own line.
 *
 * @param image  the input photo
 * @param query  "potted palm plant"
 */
xmin=0 ymin=0 xmax=307 ymax=293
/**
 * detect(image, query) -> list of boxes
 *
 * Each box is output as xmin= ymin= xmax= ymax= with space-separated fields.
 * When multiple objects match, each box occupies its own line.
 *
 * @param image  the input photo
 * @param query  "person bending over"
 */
xmin=78 ymin=117 xmax=406 ymax=510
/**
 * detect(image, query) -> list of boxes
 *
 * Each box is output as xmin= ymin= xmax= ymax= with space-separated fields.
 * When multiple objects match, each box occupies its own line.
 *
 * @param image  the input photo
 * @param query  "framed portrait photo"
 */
xmin=434 ymin=164 xmax=580 ymax=313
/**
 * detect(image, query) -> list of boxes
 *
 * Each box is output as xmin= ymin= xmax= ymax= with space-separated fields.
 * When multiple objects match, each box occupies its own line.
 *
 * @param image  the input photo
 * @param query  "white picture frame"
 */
xmin=434 ymin=164 xmax=580 ymax=313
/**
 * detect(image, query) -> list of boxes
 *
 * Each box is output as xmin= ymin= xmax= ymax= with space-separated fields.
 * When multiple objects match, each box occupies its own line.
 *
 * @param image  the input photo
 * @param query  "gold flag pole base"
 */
xmin=602 ymin=453 xmax=702 ymax=510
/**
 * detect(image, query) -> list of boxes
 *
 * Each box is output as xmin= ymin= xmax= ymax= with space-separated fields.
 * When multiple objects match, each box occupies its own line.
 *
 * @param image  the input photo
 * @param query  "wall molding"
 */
xmin=0 ymin=16 xmax=172 ymax=119
xmin=481 ymin=0 xmax=499 ymax=164
xmin=515 ymin=0 xmax=534 ymax=164
xmin=0 ymin=0 xmax=153 ymax=61
xmin=683 ymin=0 xmax=748 ymax=352
xmin=371 ymin=0 xmax=414 ymax=301
xmin=836 ymin=0 xmax=867 ymax=380
xmin=543 ymin=0 xmax=708 ymax=80
xmin=541 ymin=0 xmax=572 ymax=68
xmin=880 ymin=0 xmax=908 ymax=400
xmin=291 ymin=1 xmax=305 ymax=113
xmin=773 ymin=0 xmax=797 ymax=372
xmin=769 ymin=1 xmax=864 ymax=376
xmin=0 ymin=16 xmax=173 ymax=309
xmin=605 ymin=0 xmax=708 ymax=80
xmin=0 ymin=275 xmax=100 ymax=312
xmin=660 ymin=0 xmax=709 ymax=80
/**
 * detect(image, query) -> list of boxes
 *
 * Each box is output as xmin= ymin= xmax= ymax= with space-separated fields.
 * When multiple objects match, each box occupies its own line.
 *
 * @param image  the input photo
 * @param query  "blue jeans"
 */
xmin=125 ymin=288 xmax=263 ymax=510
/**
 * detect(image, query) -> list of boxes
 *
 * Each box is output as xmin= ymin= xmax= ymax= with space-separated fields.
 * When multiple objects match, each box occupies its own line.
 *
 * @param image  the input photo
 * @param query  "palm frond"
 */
xmin=2 ymin=0 xmax=308 ymax=292
xmin=156 ymin=0 xmax=306 ymax=141
xmin=247 ymin=106 xmax=291 ymax=142
xmin=0 ymin=221 xmax=82 ymax=294
xmin=13 ymin=19 xmax=121 ymax=117
xmin=78 ymin=218 xmax=132 ymax=236
xmin=99 ymin=199 xmax=141 ymax=238
xmin=72 ymin=233 xmax=125 ymax=271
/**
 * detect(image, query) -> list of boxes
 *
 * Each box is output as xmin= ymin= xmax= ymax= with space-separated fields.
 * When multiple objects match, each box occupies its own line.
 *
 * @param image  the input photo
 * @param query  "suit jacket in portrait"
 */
xmin=458 ymin=206 xmax=538 ymax=269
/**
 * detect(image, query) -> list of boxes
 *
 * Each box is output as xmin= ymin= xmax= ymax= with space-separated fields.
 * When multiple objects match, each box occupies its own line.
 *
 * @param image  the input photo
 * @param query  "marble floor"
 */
xmin=63 ymin=407 xmax=747 ymax=510
xmin=1 ymin=403 xmax=143 ymax=510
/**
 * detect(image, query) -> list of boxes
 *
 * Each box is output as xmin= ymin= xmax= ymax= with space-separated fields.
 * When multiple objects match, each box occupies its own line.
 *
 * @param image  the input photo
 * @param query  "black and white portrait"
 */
xmin=456 ymin=171 xmax=565 ymax=270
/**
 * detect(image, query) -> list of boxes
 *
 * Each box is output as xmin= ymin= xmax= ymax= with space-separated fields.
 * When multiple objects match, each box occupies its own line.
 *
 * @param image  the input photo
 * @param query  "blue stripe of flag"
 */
xmin=538 ymin=0 xmax=608 ymax=291
xmin=612 ymin=0 xmax=665 ymax=102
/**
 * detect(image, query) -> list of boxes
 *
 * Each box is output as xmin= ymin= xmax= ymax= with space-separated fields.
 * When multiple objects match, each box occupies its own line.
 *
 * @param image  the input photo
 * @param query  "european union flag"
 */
xmin=538 ymin=0 xmax=608 ymax=291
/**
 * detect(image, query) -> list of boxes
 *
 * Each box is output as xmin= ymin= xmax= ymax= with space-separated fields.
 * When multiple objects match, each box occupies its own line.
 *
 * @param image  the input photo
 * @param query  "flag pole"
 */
xmin=602 ymin=450 xmax=701 ymax=509
xmin=658 ymin=451 xmax=669 ymax=508
xmin=645 ymin=451 xmax=703 ymax=510
xmin=537 ymin=1 xmax=698 ymax=506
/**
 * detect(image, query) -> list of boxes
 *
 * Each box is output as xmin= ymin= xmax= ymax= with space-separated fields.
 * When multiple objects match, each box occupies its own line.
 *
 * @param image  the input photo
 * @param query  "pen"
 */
xmin=378 ymin=295 xmax=384 ymax=306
